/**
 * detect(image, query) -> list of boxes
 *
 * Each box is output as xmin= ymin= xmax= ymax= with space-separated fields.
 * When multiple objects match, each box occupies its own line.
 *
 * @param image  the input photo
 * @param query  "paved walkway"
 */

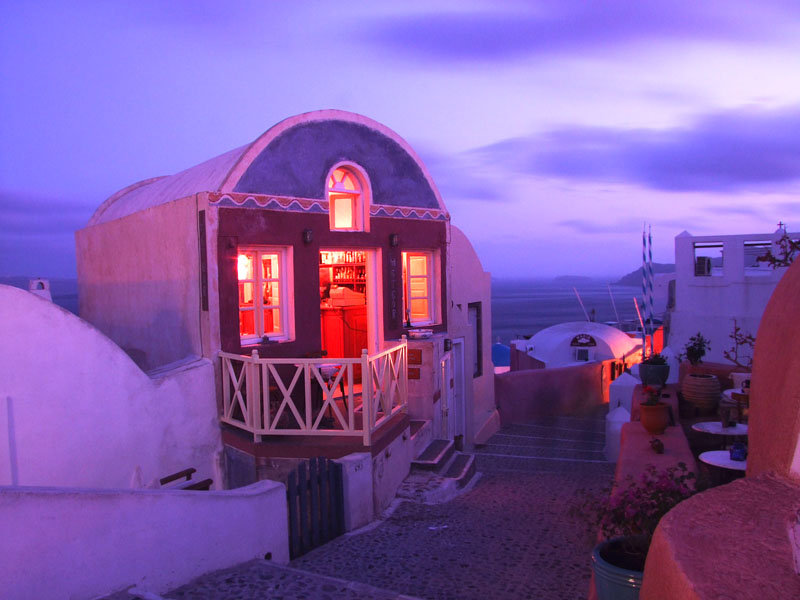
xmin=160 ymin=411 xmax=614 ymax=600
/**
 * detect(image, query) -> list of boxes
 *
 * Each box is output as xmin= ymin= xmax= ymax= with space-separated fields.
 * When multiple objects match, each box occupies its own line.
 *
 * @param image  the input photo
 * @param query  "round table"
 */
xmin=699 ymin=450 xmax=747 ymax=471
xmin=691 ymin=421 xmax=748 ymax=436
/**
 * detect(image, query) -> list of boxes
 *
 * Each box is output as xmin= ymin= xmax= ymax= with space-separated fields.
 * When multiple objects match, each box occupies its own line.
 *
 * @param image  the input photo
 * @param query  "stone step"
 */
xmin=411 ymin=439 xmax=454 ymax=472
xmin=442 ymin=452 xmax=476 ymax=488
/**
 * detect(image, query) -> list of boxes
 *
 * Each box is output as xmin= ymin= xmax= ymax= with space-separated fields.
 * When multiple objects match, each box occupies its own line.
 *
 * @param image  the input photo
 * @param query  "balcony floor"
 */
xmin=221 ymin=411 xmax=410 ymax=460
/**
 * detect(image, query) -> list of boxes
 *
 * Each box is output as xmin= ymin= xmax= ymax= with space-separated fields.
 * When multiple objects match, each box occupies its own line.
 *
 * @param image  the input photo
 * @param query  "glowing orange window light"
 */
xmin=328 ymin=167 xmax=361 ymax=230
xmin=237 ymin=254 xmax=253 ymax=280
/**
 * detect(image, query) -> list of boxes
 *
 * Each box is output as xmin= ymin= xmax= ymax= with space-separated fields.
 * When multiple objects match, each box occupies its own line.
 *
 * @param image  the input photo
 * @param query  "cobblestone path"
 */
xmin=160 ymin=411 xmax=614 ymax=600
xmin=290 ymin=412 xmax=613 ymax=600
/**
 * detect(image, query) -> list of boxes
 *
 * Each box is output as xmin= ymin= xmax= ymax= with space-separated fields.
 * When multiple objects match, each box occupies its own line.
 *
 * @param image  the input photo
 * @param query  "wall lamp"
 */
xmin=302 ymin=228 xmax=314 ymax=245
xmin=444 ymin=338 xmax=453 ymax=352
xmin=389 ymin=233 xmax=399 ymax=247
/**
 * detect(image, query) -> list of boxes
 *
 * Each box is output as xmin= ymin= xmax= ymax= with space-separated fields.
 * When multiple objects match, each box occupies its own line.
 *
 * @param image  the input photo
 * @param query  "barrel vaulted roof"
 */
xmin=89 ymin=110 xmax=446 ymax=226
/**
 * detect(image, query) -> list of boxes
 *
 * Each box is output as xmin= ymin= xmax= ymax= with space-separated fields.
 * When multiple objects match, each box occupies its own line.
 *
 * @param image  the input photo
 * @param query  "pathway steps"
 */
xmin=146 ymin=410 xmax=613 ymax=600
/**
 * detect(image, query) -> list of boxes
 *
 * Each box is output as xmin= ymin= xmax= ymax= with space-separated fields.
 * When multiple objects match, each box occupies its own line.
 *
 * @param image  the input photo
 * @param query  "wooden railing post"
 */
xmin=400 ymin=336 xmax=408 ymax=413
xmin=361 ymin=349 xmax=372 ymax=446
xmin=250 ymin=350 xmax=262 ymax=442
xmin=304 ymin=361 xmax=312 ymax=430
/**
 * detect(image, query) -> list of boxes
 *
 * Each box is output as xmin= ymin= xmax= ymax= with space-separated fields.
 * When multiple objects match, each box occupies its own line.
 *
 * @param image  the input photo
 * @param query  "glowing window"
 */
xmin=327 ymin=167 xmax=366 ymax=231
xmin=237 ymin=247 xmax=292 ymax=343
xmin=402 ymin=251 xmax=435 ymax=325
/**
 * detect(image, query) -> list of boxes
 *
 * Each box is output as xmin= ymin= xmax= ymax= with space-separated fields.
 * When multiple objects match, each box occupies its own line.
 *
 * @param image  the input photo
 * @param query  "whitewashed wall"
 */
xmin=0 ymin=480 xmax=289 ymax=600
xmin=669 ymin=230 xmax=793 ymax=363
xmin=0 ymin=285 xmax=221 ymax=489
xmin=448 ymin=226 xmax=498 ymax=446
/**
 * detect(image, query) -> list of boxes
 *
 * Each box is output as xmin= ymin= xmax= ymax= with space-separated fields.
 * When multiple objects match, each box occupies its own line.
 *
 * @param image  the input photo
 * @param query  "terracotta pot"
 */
xmin=640 ymin=402 xmax=670 ymax=435
xmin=682 ymin=373 xmax=721 ymax=415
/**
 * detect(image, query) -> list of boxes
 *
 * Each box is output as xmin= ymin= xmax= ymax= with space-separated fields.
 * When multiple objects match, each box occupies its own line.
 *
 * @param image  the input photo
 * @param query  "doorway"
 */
xmin=439 ymin=341 xmax=466 ymax=447
xmin=319 ymin=249 xmax=369 ymax=363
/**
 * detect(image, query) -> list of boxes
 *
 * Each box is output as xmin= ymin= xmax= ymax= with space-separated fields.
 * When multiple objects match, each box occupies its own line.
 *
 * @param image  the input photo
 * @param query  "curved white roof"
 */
xmin=88 ymin=110 xmax=447 ymax=227
xmin=520 ymin=321 xmax=640 ymax=364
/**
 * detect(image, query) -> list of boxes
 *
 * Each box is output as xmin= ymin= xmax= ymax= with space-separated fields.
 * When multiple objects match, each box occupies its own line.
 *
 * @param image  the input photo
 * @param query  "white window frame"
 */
xmin=237 ymin=246 xmax=294 ymax=344
xmin=327 ymin=163 xmax=371 ymax=233
xmin=402 ymin=250 xmax=437 ymax=326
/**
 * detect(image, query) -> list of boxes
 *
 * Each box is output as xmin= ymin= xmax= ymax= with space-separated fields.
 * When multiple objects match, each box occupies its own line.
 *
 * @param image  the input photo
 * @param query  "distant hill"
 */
xmin=615 ymin=263 xmax=675 ymax=286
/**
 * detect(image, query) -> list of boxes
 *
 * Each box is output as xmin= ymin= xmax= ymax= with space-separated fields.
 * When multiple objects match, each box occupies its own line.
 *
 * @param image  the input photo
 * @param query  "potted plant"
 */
xmin=638 ymin=353 xmax=670 ymax=386
xmin=679 ymin=332 xmax=720 ymax=415
xmin=639 ymin=385 xmax=670 ymax=435
xmin=574 ymin=463 xmax=697 ymax=600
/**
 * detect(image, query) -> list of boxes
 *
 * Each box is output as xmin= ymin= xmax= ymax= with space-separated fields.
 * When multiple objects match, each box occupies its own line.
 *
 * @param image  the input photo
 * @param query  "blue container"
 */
xmin=730 ymin=442 xmax=748 ymax=461
xmin=592 ymin=538 xmax=643 ymax=600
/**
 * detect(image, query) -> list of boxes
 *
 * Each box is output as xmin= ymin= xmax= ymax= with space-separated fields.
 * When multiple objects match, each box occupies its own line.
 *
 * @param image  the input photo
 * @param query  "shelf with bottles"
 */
xmin=319 ymin=250 xmax=367 ymax=266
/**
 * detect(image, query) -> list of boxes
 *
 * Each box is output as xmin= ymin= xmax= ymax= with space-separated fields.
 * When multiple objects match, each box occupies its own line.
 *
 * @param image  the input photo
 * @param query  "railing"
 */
xmin=219 ymin=338 xmax=407 ymax=446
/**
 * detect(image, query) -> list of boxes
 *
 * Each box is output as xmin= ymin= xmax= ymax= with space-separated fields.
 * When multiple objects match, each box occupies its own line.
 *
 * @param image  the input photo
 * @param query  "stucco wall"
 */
xmin=669 ymin=231 xmax=791 ymax=364
xmin=748 ymin=258 xmax=800 ymax=478
xmin=448 ymin=226 xmax=497 ymax=446
xmin=0 ymin=480 xmax=288 ymax=600
xmin=495 ymin=361 xmax=611 ymax=423
xmin=76 ymin=195 xmax=203 ymax=371
xmin=0 ymin=285 xmax=221 ymax=489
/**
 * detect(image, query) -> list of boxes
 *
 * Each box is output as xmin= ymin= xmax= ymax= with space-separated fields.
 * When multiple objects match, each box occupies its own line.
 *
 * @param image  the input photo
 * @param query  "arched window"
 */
xmin=327 ymin=166 xmax=368 ymax=231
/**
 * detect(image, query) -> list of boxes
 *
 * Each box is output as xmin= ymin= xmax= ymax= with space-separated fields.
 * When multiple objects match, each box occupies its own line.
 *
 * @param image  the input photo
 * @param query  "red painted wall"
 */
xmin=217 ymin=207 xmax=447 ymax=357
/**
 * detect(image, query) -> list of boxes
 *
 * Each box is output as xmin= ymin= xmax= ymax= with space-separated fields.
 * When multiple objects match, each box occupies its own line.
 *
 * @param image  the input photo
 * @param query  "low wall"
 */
xmin=495 ymin=360 xmax=613 ymax=423
xmin=0 ymin=285 xmax=222 ymax=489
xmin=0 ymin=480 xmax=289 ymax=600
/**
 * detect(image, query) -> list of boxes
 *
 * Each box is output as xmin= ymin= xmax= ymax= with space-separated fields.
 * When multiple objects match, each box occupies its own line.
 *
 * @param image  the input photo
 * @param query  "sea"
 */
xmin=3 ymin=276 xmax=644 ymax=347
xmin=491 ymin=279 xmax=643 ymax=346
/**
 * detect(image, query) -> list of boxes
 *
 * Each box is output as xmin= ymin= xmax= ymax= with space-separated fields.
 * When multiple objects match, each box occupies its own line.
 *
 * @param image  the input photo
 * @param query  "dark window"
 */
xmin=468 ymin=302 xmax=482 ymax=377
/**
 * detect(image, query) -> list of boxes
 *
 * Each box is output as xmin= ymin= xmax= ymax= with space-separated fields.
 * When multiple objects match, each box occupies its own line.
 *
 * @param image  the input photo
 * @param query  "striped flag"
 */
xmin=641 ymin=226 xmax=648 ymax=359
xmin=647 ymin=225 xmax=655 ymax=355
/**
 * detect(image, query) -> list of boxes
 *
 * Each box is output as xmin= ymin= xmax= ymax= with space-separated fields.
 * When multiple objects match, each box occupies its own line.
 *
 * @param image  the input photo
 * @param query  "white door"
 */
xmin=440 ymin=351 xmax=455 ymax=439
xmin=451 ymin=338 xmax=467 ymax=447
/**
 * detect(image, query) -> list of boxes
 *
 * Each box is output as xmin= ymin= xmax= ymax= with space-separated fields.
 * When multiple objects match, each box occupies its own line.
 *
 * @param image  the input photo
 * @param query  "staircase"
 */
xmin=396 ymin=438 xmax=478 ymax=504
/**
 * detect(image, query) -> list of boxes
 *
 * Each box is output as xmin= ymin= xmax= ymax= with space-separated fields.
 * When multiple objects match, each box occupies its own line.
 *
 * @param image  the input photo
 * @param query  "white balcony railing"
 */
xmin=219 ymin=338 xmax=407 ymax=446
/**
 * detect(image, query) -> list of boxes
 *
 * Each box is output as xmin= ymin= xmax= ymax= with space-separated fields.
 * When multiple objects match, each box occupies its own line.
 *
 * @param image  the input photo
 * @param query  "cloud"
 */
xmin=360 ymin=1 xmax=795 ymax=62
xmin=470 ymin=105 xmax=800 ymax=193
xmin=0 ymin=191 xmax=94 ymax=236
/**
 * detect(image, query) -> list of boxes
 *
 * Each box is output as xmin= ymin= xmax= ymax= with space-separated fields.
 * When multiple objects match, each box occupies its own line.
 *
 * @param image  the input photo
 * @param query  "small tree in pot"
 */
xmin=573 ymin=463 xmax=698 ymax=599
xmin=679 ymin=332 xmax=720 ymax=415
xmin=639 ymin=352 xmax=670 ymax=386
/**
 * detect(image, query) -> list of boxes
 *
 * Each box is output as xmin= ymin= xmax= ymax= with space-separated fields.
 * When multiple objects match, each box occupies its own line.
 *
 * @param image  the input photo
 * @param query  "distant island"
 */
xmin=615 ymin=263 xmax=675 ymax=286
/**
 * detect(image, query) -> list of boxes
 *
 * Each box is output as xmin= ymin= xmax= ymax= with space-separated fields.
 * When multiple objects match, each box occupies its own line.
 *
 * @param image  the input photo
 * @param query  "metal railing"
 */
xmin=220 ymin=338 xmax=407 ymax=446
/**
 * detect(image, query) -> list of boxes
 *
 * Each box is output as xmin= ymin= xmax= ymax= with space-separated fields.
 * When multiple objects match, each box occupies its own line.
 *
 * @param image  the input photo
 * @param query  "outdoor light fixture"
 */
xmin=389 ymin=233 xmax=399 ymax=247
xmin=302 ymin=228 xmax=313 ymax=244
xmin=444 ymin=338 xmax=452 ymax=352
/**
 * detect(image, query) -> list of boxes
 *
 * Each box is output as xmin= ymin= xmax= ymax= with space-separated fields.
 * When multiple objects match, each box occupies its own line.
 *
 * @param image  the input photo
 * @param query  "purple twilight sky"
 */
xmin=2 ymin=0 xmax=800 ymax=279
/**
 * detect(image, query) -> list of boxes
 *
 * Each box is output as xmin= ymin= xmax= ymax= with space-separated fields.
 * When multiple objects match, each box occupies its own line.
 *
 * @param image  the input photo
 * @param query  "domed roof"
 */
xmin=520 ymin=321 xmax=640 ymax=364
xmin=89 ymin=110 xmax=446 ymax=226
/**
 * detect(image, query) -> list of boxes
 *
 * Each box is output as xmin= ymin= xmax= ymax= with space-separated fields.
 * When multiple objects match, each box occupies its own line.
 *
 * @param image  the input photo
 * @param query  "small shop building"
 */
xmin=77 ymin=110 xmax=498 ymax=492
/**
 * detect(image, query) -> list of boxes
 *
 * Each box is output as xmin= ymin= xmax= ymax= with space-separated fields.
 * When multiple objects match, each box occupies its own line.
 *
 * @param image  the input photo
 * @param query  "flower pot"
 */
xmin=592 ymin=538 xmax=644 ymax=600
xmin=639 ymin=363 xmax=670 ymax=386
xmin=682 ymin=373 xmax=720 ymax=415
xmin=640 ymin=402 xmax=669 ymax=435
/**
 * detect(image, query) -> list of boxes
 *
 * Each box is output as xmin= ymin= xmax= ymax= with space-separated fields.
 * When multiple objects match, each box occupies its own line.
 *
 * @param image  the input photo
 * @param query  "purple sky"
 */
xmin=2 ymin=1 xmax=800 ymax=279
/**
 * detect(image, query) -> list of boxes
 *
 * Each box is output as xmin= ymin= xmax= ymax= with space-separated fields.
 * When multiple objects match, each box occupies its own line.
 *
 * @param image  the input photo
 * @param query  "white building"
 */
xmin=667 ymin=228 xmax=797 ymax=364
xmin=511 ymin=321 xmax=641 ymax=369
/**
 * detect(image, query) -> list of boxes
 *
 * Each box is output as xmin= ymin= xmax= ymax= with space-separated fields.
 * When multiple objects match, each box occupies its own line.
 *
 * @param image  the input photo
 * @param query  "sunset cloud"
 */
xmin=470 ymin=105 xmax=800 ymax=193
